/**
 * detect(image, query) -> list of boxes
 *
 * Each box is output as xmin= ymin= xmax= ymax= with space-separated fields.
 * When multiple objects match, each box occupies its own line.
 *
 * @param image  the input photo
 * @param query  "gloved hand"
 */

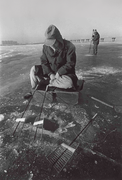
xmin=55 ymin=72 xmax=60 ymax=79
xmin=50 ymin=73 xmax=55 ymax=80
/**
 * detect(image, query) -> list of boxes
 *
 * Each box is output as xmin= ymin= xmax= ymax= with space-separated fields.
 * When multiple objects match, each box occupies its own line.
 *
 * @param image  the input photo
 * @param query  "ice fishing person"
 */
xmin=92 ymin=29 xmax=100 ymax=55
xmin=24 ymin=25 xmax=78 ymax=99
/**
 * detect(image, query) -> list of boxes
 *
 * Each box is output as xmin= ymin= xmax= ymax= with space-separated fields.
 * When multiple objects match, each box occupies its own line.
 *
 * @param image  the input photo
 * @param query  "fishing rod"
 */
xmin=89 ymin=29 xmax=94 ymax=54
xmin=69 ymin=113 xmax=98 ymax=146
xmin=14 ymin=81 xmax=85 ymax=141
xmin=89 ymin=40 xmax=91 ymax=54
xmin=14 ymin=85 xmax=69 ymax=141
xmin=13 ymin=83 xmax=39 ymax=136
xmin=47 ymin=113 xmax=98 ymax=171
xmin=33 ymin=85 xmax=49 ymax=141
xmin=14 ymin=85 xmax=54 ymax=137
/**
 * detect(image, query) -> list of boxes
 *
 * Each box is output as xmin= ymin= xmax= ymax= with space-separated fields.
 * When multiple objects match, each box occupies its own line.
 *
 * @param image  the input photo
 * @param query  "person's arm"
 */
xmin=40 ymin=45 xmax=54 ymax=76
xmin=93 ymin=33 xmax=100 ymax=41
xmin=57 ymin=44 xmax=76 ymax=76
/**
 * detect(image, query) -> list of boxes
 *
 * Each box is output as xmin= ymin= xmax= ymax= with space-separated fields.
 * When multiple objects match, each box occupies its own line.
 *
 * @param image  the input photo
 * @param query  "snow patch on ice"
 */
xmin=76 ymin=66 xmax=122 ymax=80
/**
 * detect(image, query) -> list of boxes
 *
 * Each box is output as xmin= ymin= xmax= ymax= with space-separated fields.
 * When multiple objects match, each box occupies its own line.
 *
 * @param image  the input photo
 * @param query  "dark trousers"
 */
xmin=93 ymin=44 xmax=98 ymax=55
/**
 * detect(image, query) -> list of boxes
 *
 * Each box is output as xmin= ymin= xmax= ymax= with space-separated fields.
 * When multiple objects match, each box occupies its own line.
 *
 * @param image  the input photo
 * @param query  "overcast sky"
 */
xmin=0 ymin=0 xmax=122 ymax=44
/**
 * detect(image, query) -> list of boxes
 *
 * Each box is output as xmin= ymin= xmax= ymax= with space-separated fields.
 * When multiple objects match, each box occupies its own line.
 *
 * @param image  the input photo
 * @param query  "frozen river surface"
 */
xmin=0 ymin=42 xmax=122 ymax=180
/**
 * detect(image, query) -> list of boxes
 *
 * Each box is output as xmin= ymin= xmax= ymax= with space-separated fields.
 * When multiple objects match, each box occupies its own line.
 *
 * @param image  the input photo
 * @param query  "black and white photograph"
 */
xmin=0 ymin=0 xmax=122 ymax=179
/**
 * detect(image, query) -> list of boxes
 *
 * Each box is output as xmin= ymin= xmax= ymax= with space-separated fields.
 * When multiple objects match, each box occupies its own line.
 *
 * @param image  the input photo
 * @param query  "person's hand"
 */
xmin=49 ymin=73 xmax=55 ymax=84
xmin=55 ymin=72 xmax=60 ymax=79
xmin=50 ymin=73 xmax=55 ymax=80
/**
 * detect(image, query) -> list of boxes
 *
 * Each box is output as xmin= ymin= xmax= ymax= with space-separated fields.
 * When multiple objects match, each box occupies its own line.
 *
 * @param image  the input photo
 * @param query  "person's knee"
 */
xmin=30 ymin=66 xmax=36 ymax=76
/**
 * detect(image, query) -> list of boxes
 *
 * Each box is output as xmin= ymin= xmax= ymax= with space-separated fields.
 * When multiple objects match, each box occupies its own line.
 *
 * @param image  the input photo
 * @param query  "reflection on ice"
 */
xmin=84 ymin=54 xmax=94 ymax=56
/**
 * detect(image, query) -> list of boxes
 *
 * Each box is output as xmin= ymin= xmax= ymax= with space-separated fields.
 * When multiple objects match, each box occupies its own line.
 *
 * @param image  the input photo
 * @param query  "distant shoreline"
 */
xmin=1 ymin=36 xmax=122 ymax=46
xmin=1 ymin=41 xmax=122 ymax=48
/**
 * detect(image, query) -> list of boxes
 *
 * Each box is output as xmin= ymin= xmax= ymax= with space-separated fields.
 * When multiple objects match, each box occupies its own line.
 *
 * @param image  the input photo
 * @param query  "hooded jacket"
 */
xmin=40 ymin=25 xmax=78 ymax=87
xmin=40 ymin=39 xmax=78 ymax=87
xmin=92 ymin=32 xmax=100 ymax=45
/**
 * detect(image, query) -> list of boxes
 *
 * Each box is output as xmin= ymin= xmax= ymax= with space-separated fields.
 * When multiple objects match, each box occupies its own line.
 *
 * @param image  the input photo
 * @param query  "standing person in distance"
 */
xmin=89 ymin=29 xmax=95 ymax=54
xmin=92 ymin=29 xmax=100 ymax=55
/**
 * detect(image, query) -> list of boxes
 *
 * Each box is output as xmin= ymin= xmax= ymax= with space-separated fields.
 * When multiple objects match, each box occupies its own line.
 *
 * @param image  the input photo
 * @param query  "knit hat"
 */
xmin=44 ymin=25 xmax=63 ymax=46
